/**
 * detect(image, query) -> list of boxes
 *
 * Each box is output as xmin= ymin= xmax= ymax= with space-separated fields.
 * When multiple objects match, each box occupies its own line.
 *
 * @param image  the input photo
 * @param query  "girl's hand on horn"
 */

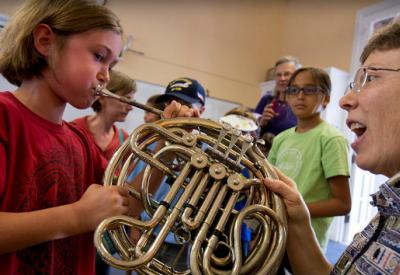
xmin=72 ymin=184 xmax=130 ymax=233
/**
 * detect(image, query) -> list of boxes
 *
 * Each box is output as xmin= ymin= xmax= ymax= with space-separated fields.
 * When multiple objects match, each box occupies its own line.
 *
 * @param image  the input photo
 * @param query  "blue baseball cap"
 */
xmin=156 ymin=78 xmax=206 ymax=107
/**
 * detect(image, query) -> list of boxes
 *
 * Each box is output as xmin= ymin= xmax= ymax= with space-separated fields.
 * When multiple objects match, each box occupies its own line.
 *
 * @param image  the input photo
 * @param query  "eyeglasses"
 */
xmin=347 ymin=67 xmax=400 ymax=94
xmin=275 ymin=71 xmax=292 ymax=78
xmin=286 ymin=86 xmax=324 ymax=96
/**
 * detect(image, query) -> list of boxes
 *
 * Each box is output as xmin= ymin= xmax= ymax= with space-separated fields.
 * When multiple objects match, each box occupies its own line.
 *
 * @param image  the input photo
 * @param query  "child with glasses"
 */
xmin=268 ymin=67 xmax=351 ymax=274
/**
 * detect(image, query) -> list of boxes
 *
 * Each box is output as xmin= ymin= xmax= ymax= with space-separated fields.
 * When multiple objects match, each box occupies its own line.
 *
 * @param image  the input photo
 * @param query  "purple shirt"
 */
xmin=255 ymin=94 xmax=297 ymax=136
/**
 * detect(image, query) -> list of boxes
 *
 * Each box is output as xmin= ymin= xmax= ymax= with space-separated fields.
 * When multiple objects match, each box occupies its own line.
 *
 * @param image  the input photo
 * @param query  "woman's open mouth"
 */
xmin=350 ymin=122 xmax=366 ymax=137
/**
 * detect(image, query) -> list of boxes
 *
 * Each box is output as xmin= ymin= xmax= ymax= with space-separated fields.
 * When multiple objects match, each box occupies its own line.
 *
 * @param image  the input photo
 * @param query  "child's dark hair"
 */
xmin=0 ymin=0 xmax=122 ymax=86
xmin=146 ymin=94 xmax=165 ymax=111
xmin=287 ymin=67 xmax=331 ymax=96
xmin=92 ymin=70 xmax=136 ymax=112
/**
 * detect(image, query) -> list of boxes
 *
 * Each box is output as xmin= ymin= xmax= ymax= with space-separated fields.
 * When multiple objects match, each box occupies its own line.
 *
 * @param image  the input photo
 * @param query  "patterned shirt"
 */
xmin=331 ymin=175 xmax=400 ymax=274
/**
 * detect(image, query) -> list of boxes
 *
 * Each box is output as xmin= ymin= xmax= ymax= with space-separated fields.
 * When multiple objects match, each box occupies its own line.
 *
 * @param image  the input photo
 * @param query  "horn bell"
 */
xmin=94 ymin=117 xmax=287 ymax=275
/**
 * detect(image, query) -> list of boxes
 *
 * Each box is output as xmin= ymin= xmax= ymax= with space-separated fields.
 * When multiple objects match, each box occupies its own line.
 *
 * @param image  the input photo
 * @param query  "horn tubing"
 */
xmin=94 ymin=117 xmax=288 ymax=274
xmin=95 ymin=85 xmax=164 ymax=116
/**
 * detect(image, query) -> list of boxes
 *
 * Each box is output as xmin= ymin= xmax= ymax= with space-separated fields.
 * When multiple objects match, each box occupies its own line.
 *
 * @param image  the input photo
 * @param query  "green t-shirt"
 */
xmin=268 ymin=121 xmax=349 ymax=248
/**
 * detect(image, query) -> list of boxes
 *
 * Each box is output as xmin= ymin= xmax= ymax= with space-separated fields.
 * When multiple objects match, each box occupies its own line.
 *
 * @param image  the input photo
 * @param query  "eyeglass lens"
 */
xmin=355 ymin=68 xmax=367 ymax=90
xmin=287 ymin=87 xmax=321 ymax=96
xmin=348 ymin=68 xmax=367 ymax=93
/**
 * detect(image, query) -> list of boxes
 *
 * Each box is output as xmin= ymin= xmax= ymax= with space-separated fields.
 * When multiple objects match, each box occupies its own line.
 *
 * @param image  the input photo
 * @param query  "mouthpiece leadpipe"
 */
xmin=95 ymin=85 xmax=164 ymax=117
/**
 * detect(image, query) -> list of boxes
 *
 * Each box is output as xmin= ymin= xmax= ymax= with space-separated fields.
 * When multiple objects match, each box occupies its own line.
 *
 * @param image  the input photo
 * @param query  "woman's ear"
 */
xmin=32 ymin=24 xmax=55 ymax=57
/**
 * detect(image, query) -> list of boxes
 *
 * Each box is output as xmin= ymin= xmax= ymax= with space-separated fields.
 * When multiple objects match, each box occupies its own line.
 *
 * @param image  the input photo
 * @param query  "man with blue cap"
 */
xmin=135 ymin=77 xmax=207 ymax=273
xmin=156 ymin=77 xmax=206 ymax=115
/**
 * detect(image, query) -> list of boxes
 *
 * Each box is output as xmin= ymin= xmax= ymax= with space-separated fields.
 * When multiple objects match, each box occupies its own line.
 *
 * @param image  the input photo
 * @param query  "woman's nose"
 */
xmin=278 ymin=75 xmax=287 ymax=81
xmin=339 ymin=89 xmax=358 ymax=111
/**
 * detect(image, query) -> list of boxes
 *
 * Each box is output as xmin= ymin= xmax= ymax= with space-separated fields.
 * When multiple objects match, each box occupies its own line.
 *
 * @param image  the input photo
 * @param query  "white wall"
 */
xmin=0 ymin=77 xmax=240 ymax=134
xmin=321 ymin=67 xmax=349 ymax=133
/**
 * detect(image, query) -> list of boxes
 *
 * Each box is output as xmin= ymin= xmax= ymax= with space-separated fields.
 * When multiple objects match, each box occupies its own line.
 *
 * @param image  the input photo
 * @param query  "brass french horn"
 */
xmin=93 ymin=86 xmax=287 ymax=274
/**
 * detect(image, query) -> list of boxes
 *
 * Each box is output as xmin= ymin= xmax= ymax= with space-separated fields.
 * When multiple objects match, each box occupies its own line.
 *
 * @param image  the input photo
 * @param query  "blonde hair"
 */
xmin=0 ymin=0 xmax=122 ymax=86
xmin=92 ymin=70 xmax=136 ymax=112
xmin=107 ymin=70 xmax=136 ymax=96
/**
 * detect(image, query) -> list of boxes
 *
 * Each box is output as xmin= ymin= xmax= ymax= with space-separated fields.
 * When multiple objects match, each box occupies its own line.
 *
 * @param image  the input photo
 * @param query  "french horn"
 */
xmin=93 ymin=86 xmax=287 ymax=274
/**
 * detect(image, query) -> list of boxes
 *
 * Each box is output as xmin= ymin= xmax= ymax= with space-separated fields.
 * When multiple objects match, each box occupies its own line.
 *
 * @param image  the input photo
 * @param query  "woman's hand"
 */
xmin=259 ymin=103 xmax=277 ymax=126
xmin=163 ymin=100 xmax=200 ymax=119
xmin=265 ymin=169 xmax=333 ymax=275
xmin=264 ymin=168 xmax=310 ymax=225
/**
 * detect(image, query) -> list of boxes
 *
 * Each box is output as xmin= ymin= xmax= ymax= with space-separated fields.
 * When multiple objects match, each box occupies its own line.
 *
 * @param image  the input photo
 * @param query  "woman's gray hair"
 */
xmin=275 ymin=56 xmax=302 ymax=69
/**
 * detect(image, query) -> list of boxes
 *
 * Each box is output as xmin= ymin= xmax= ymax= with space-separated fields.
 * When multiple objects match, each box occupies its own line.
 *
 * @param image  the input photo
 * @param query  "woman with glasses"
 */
xmin=255 ymin=56 xmax=301 ymax=155
xmin=264 ymin=21 xmax=400 ymax=274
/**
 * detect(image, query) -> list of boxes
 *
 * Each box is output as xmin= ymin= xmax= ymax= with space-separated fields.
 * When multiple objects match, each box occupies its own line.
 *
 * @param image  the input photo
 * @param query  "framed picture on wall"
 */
xmin=350 ymin=0 xmax=400 ymax=73
xmin=372 ymin=16 xmax=396 ymax=33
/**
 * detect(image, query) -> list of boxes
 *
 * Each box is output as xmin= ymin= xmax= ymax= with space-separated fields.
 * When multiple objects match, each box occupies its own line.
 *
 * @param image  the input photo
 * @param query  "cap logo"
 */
xmin=169 ymin=79 xmax=192 ymax=92
xmin=197 ymin=92 xmax=204 ymax=103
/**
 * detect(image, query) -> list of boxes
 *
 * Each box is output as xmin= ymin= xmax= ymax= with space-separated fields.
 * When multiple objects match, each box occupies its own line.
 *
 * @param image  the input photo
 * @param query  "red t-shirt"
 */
xmin=0 ymin=92 xmax=107 ymax=275
xmin=72 ymin=116 xmax=128 ymax=161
